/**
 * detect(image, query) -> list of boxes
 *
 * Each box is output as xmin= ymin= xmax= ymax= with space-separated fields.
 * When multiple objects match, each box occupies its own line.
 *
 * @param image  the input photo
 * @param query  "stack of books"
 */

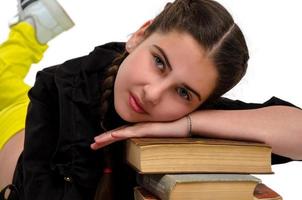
xmin=125 ymin=138 xmax=282 ymax=200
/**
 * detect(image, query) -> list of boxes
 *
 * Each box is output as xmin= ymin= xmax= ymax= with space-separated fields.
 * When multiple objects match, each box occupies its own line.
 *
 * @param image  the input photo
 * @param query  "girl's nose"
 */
xmin=142 ymin=82 xmax=166 ymax=105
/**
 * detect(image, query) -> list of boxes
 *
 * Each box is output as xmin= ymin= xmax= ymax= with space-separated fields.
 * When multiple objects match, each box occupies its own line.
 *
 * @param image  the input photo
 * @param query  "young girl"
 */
xmin=0 ymin=0 xmax=301 ymax=199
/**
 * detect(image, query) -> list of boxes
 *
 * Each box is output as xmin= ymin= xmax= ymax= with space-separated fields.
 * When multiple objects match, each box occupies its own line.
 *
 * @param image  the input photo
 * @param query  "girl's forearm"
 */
xmin=190 ymin=106 xmax=302 ymax=160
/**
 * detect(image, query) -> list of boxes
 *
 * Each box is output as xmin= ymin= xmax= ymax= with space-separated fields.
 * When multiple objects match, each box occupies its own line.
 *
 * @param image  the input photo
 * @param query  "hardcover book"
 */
xmin=134 ymin=183 xmax=282 ymax=200
xmin=136 ymin=173 xmax=261 ymax=200
xmin=126 ymin=138 xmax=272 ymax=173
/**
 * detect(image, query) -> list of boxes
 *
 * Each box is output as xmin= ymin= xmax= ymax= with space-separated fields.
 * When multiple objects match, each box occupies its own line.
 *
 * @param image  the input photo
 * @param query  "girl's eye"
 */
xmin=176 ymin=87 xmax=191 ymax=101
xmin=153 ymin=55 xmax=165 ymax=71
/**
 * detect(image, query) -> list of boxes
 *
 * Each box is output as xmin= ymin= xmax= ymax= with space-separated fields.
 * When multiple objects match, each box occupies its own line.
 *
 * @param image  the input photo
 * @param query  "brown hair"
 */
xmin=96 ymin=0 xmax=249 ymax=198
xmin=144 ymin=0 xmax=249 ymax=104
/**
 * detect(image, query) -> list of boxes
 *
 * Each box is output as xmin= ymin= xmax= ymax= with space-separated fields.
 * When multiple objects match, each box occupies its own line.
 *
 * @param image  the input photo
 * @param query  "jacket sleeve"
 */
xmin=202 ymin=96 xmax=300 ymax=110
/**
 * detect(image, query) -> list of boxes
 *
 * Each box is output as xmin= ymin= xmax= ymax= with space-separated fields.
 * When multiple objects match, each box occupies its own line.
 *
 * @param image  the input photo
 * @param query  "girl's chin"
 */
xmin=115 ymin=99 xmax=147 ymax=122
xmin=115 ymin=106 xmax=138 ymax=122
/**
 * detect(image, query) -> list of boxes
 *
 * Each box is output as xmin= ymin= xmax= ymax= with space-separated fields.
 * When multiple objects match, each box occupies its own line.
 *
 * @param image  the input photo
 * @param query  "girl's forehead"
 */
xmin=146 ymin=31 xmax=212 ymax=70
xmin=145 ymin=31 xmax=208 ymax=58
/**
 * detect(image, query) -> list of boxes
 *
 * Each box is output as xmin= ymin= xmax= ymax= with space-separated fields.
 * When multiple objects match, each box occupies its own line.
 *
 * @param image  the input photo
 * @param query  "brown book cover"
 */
xmin=126 ymin=138 xmax=272 ymax=174
xmin=254 ymin=183 xmax=283 ymax=200
xmin=136 ymin=173 xmax=261 ymax=200
xmin=134 ymin=183 xmax=282 ymax=200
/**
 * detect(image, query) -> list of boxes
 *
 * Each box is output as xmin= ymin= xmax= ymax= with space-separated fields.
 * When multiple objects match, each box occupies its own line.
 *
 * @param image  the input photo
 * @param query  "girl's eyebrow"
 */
xmin=183 ymin=84 xmax=202 ymax=101
xmin=152 ymin=44 xmax=202 ymax=101
xmin=153 ymin=44 xmax=172 ymax=70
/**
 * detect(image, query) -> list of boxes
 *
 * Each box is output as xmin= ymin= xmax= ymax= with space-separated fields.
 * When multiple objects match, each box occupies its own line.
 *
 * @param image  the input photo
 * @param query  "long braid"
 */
xmin=99 ymin=51 xmax=128 ymax=131
xmin=94 ymin=51 xmax=128 ymax=200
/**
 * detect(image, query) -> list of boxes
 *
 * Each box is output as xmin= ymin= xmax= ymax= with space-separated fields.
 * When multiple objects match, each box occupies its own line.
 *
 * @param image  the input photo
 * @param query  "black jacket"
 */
xmin=10 ymin=42 xmax=299 ymax=200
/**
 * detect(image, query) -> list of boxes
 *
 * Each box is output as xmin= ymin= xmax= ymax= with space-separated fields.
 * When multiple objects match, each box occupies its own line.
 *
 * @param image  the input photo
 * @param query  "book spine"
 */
xmin=136 ymin=174 xmax=174 ymax=200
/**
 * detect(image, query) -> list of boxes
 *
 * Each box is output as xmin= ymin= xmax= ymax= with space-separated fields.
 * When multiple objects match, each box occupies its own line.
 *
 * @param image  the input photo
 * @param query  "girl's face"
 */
xmin=114 ymin=26 xmax=217 ymax=122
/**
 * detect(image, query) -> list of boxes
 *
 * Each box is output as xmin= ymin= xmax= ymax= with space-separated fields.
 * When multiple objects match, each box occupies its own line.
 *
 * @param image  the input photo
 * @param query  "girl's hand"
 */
xmin=90 ymin=116 xmax=189 ymax=150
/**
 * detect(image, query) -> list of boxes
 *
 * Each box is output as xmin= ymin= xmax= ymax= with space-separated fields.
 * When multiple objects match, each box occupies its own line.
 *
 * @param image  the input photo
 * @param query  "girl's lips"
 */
xmin=129 ymin=93 xmax=147 ymax=114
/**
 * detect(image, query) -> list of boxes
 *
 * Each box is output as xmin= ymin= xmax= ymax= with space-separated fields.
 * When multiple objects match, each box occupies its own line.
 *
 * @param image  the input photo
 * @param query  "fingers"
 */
xmin=91 ymin=126 xmax=129 ymax=150
xmin=90 ymin=132 xmax=116 ymax=150
xmin=90 ymin=119 xmax=188 ymax=150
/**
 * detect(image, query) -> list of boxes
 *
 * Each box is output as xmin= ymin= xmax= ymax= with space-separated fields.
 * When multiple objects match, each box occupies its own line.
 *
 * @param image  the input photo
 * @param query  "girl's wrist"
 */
xmin=176 ymin=115 xmax=192 ymax=137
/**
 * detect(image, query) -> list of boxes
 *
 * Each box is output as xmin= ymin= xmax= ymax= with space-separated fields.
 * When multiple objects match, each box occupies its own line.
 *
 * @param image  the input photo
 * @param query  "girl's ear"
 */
xmin=126 ymin=19 xmax=153 ymax=53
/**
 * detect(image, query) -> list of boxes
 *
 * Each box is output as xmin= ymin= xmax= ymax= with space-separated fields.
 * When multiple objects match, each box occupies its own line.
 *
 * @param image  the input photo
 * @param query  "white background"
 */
xmin=0 ymin=0 xmax=301 ymax=199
